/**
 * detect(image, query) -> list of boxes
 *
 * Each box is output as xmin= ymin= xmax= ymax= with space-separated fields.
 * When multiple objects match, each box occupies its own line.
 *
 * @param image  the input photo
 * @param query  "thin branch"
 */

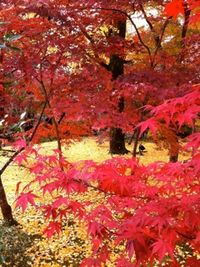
xmin=79 ymin=24 xmax=95 ymax=44
xmin=29 ymin=100 xmax=48 ymax=142
xmin=152 ymin=16 xmax=172 ymax=67
xmin=36 ymin=77 xmax=63 ymax=170
xmin=140 ymin=4 xmax=162 ymax=50
xmin=0 ymin=149 xmax=16 ymax=153
xmin=176 ymin=230 xmax=195 ymax=240
xmin=92 ymin=7 xmax=153 ymax=64
xmin=181 ymin=3 xmax=191 ymax=40
xmin=74 ymin=177 xmax=149 ymax=201
xmin=0 ymin=134 xmax=13 ymax=140
xmin=139 ymin=4 xmax=154 ymax=31
xmin=0 ymin=148 xmax=24 ymax=176
xmin=0 ymin=101 xmax=47 ymax=176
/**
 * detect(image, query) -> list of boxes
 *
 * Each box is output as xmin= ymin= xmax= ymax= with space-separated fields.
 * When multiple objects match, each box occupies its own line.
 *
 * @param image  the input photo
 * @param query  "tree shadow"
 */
xmin=0 ymin=219 xmax=88 ymax=267
xmin=0 ymin=222 xmax=42 ymax=267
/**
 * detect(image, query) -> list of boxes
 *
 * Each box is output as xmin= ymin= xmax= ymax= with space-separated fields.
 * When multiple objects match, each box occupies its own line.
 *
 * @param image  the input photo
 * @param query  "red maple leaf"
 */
xmin=165 ymin=0 xmax=185 ymax=18
xmin=137 ymin=118 xmax=158 ymax=138
xmin=185 ymin=257 xmax=200 ymax=267
xmin=43 ymin=221 xmax=61 ymax=238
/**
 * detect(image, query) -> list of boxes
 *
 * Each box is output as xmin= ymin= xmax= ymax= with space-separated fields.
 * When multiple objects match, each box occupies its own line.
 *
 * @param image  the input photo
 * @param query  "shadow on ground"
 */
xmin=0 ymin=219 xmax=88 ymax=267
xmin=0 ymin=222 xmax=42 ymax=267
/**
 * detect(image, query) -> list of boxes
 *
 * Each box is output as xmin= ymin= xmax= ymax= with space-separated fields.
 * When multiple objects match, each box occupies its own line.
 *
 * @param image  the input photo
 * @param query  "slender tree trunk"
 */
xmin=0 ymin=175 xmax=17 ymax=225
xmin=169 ymin=4 xmax=190 ymax=163
xmin=109 ymin=20 xmax=129 ymax=154
xmin=169 ymin=134 xmax=179 ymax=163
xmin=132 ymin=128 xmax=140 ymax=157
xmin=178 ymin=3 xmax=191 ymax=63
xmin=181 ymin=3 xmax=191 ymax=41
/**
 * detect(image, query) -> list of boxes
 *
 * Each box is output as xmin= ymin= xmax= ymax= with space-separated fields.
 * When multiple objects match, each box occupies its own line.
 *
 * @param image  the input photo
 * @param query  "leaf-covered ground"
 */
xmin=0 ymin=138 xmax=190 ymax=267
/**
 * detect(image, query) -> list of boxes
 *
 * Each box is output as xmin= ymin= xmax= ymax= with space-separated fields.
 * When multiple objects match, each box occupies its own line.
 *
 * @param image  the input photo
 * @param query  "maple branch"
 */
xmin=75 ymin=178 xmax=149 ymax=201
xmin=36 ymin=77 xmax=63 ymax=170
xmin=140 ymin=5 xmax=171 ymax=49
xmin=152 ymin=16 xmax=172 ymax=67
xmin=0 ymin=101 xmax=47 ymax=176
xmin=135 ymin=4 xmax=173 ymax=68
xmin=0 ymin=148 xmax=24 ymax=176
xmin=90 ymin=7 xmax=153 ymax=65
xmin=78 ymin=30 xmax=105 ymax=66
xmin=176 ymin=230 xmax=195 ymax=240
xmin=0 ymin=134 xmax=14 ymax=141
xmin=76 ymin=23 xmax=111 ymax=69
xmin=29 ymin=100 xmax=48 ymax=142
xmin=78 ymin=24 xmax=95 ymax=44
xmin=158 ymin=17 xmax=172 ymax=47
xmin=0 ymin=149 xmax=15 ymax=153
xmin=139 ymin=4 xmax=154 ymax=31
xmin=177 ymin=3 xmax=191 ymax=63
xmin=181 ymin=3 xmax=191 ymax=40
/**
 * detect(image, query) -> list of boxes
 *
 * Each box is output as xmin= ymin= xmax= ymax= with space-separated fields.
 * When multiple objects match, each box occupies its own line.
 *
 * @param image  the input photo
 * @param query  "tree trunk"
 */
xmin=109 ymin=20 xmax=128 ymax=154
xmin=181 ymin=3 xmax=191 ymax=40
xmin=169 ymin=154 xmax=178 ymax=163
xmin=110 ymin=127 xmax=129 ymax=154
xmin=169 ymin=135 xmax=179 ymax=163
xmin=169 ymin=4 xmax=190 ymax=163
xmin=132 ymin=128 xmax=140 ymax=157
xmin=0 ymin=176 xmax=17 ymax=225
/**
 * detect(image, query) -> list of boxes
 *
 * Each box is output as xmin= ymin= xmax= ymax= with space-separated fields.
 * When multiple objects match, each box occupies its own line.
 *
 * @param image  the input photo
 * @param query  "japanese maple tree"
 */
xmin=0 ymin=0 xmax=200 ymax=266
xmin=12 ymin=83 xmax=200 ymax=266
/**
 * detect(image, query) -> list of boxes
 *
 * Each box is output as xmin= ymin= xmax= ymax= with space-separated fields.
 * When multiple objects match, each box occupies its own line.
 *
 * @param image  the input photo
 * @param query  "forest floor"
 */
xmin=0 ymin=138 xmax=190 ymax=267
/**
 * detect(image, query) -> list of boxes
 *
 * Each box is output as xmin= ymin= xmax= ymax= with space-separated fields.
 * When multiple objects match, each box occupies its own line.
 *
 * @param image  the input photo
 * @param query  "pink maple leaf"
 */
xmin=52 ymin=196 xmax=69 ymax=208
xmin=14 ymin=152 xmax=27 ymax=164
xmin=15 ymin=191 xmax=38 ymax=212
xmin=13 ymin=139 xmax=26 ymax=149
xmin=152 ymin=239 xmax=174 ymax=262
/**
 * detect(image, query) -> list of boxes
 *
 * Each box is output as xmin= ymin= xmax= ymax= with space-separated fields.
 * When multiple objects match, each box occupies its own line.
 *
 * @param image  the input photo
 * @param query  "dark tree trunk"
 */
xmin=109 ymin=20 xmax=128 ymax=154
xmin=168 ymin=6 xmax=190 ymax=161
xmin=181 ymin=3 xmax=191 ymax=40
xmin=132 ymin=128 xmax=140 ymax=157
xmin=109 ymin=95 xmax=129 ymax=154
xmin=0 ymin=176 xmax=17 ymax=225
xmin=169 ymin=134 xmax=179 ymax=163
xmin=169 ymin=155 xmax=178 ymax=163
xmin=110 ymin=127 xmax=129 ymax=154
